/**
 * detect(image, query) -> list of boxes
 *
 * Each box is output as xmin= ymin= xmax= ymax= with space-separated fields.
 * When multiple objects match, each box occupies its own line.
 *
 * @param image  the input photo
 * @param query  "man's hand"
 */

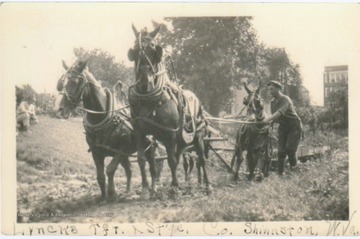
xmin=262 ymin=117 xmax=272 ymax=124
xmin=262 ymin=111 xmax=281 ymax=124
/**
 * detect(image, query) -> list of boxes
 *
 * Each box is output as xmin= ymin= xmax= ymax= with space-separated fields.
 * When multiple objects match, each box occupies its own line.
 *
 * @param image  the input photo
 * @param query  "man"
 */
xmin=112 ymin=80 xmax=128 ymax=105
xmin=112 ymin=80 xmax=131 ymax=116
xmin=262 ymin=81 xmax=302 ymax=175
xmin=16 ymin=96 xmax=38 ymax=132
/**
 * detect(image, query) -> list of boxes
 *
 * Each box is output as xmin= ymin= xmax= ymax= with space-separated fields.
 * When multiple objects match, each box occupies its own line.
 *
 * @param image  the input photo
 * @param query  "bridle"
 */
xmin=134 ymin=32 xmax=167 ymax=80
xmin=59 ymin=70 xmax=131 ymax=115
xmin=244 ymin=91 xmax=264 ymax=120
xmin=59 ymin=70 xmax=90 ymax=108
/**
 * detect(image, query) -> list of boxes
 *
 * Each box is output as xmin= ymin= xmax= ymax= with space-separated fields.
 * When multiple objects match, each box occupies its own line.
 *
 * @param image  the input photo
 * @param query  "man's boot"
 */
xmin=288 ymin=151 xmax=297 ymax=171
xmin=277 ymin=156 xmax=286 ymax=176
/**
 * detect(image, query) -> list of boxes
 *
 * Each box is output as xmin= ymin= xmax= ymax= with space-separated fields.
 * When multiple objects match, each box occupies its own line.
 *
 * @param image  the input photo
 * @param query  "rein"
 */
xmin=77 ymin=104 xmax=130 ymax=115
xmin=61 ymin=71 xmax=131 ymax=116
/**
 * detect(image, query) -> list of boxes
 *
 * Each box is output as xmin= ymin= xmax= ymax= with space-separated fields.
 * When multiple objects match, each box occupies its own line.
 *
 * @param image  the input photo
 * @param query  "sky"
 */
xmin=1 ymin=3 xmax=360 ymax=106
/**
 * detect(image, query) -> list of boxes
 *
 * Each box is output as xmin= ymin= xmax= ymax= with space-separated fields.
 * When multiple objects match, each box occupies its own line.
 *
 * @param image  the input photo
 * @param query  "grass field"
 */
xmin=16 ymin=115 xmax=349 ymax=223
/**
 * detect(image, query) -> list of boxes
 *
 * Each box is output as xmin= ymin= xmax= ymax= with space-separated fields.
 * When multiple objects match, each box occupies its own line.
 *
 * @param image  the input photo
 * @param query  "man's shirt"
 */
xmin=270 ymin=94 xmax=301 ymax=124
xmin=16 ymin=101 xmax=30 ymax=115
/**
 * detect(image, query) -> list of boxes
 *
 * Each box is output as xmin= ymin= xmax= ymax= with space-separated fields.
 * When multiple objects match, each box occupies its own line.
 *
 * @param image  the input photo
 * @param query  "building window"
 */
xmin=330 ymin=74 xmax=335 ymax=83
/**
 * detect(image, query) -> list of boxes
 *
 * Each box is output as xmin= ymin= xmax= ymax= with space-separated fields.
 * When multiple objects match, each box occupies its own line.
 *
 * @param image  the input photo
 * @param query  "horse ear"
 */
xmin=77 ymin=59 xmax=89 ymax=73
xmin=155 ymin=45 xmax=163 ymax=63
xmin=128 ymin=48 xmax=135 ymax=62
xmin=132 ymin=23 xmax=139 ymax=37
xmin=149 ymin=26 xmax=161 ymax=39
xmin=243 ymin=83 xmax=252 ymax=94
xmin=62 ymin=60 xmax=69 ymax=70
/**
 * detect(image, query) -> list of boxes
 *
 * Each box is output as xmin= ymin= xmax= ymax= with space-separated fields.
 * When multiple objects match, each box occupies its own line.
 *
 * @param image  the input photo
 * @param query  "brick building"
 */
xmin=323 ymin=65 xmax=348 ymax=106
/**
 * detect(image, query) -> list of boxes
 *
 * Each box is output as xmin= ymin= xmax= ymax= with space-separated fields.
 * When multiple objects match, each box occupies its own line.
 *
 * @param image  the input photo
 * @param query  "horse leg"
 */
xmin=120 ymin=156 xmax=132 ymax=194
xmin=194 ymin=130 xmax=211 ymax=193
xmin=247 ymin=152 xmax=255 ymax=180
xmin=106 ymin=155 xmax=121 ymax=201
xmin=145 ymin=143 xmax=157 ymax=196
xmin=92 ymin=152 xmax=106 ymax=203
xmin=189 ymin=156 xmax=194 ymax=180
xmin=230 ymin=148 xmax=238 ymax=171
xmin=231 ymin=129 xmax=241 ymax=170
xmin=196 ymin=158 xmax=202 ymax=185
xmin=183 ymin=154 xmax=190 ymax=182
xmin=165 ymin=135 xmax=179 ymax=188
xmin=263 ymin=142 xmax=272 ymax=177
xmin=253 ymin=150 xmax=264 ymax=182
xmin=136 ymin=133 xmax=150 ymax=200
xmin=233 ymin=148 xmax=243 ymax=181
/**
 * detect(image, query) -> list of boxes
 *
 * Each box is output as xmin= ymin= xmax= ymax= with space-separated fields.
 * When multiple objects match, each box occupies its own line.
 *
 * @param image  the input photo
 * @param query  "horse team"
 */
xmin=56 ymin=25 xmax=271 ymax=202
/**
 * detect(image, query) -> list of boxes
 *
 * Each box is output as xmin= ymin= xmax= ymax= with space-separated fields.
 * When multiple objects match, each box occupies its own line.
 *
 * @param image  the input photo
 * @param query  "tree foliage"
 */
xmin=16 ymin=84 xmax=38 ymax=107
xmin=158 ymin=17 xmax=263 ymax=116
xmin=260 ymin=48 xmax=308 ymax=106
xmin=155 ymin=17 xmax=309 ymax=115
xmin=323 ymin=81 xmax=348 ymax=129
xmin=73 ymin=48 xmax=133 ymax=91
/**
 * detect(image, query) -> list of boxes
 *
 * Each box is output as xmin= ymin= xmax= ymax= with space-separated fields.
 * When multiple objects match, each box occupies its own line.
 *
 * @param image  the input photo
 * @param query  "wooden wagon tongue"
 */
xmin=206 ymin=116 xmax=265 ymax=124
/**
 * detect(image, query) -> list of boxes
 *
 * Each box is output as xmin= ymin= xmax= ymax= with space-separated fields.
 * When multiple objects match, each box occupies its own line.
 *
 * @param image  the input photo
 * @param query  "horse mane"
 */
xmin=84 ymin=70 xmax=102 ymax=88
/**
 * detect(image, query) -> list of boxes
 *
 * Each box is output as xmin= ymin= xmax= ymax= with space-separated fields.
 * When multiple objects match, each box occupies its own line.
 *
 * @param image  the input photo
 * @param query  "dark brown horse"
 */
xmin=231 ymin=82 xmax=272 ymax=181
xmin=56 ymin=59 xmax=155 ymax=202
xmin=127 ymin=25 xmax=210 ymax=197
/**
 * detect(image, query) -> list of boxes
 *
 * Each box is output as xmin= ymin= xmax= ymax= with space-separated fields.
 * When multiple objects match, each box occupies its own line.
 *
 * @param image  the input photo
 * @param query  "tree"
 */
xmin=37 ymin=93 xmax=56 ymax=114
xmin=158 ymin=17 xmax=263 ymax=116
xmin=260 ymin=48 xmax=309 ymax=107
xmin=73 ymin=48 xmax=133 ymax=92
xmin=16 ymin=84 xmax=38 ymax=107
xmin=325 ymin=80 xmax=348 ymax=129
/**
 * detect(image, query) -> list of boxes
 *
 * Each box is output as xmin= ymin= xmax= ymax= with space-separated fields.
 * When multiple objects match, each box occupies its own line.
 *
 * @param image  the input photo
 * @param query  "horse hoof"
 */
xmin=107 ymin=193 xmax=117 ymax=203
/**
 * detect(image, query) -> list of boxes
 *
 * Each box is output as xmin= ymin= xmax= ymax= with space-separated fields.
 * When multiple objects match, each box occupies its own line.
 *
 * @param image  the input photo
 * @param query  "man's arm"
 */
xmin=263 ymin=111 xmax=282 ymax=123
xmin=263 ymin=96 xmax=290 ymax=123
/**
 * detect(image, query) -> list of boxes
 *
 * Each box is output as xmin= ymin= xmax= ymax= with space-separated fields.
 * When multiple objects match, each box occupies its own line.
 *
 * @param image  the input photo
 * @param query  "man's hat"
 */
xmin=267 ymin=80 xmax=282 ymax=89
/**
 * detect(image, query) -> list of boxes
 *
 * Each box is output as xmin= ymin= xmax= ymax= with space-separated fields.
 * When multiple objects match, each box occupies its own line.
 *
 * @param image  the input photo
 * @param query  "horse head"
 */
xmin=128 ymin=24 xmax=164 ymax=93
xmin=56 ymin=59 xmax=90 ymax=119
xmin=243 ymin=82 xmax=266 ymax=121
